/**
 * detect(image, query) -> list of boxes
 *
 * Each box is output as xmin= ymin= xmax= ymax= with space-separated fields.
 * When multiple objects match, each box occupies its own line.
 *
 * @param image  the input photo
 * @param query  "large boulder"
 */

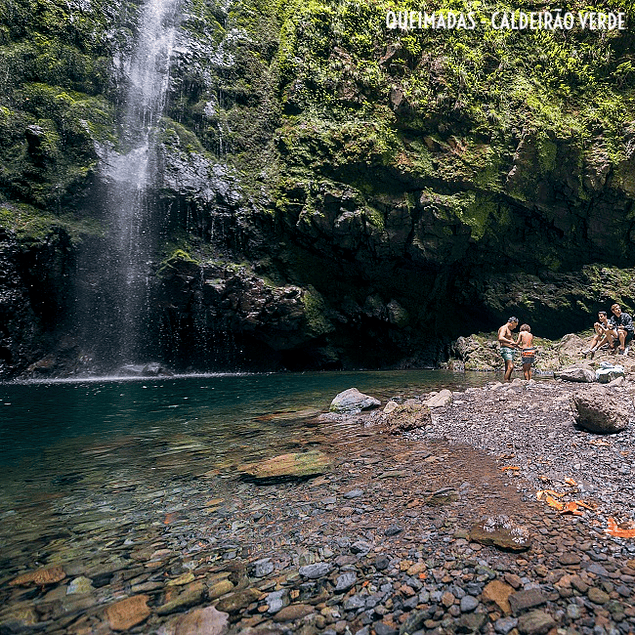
xmin=556 ymin=366 xmax=596 ymax=383
xmin=571 ymin=385 xmax=630 ymax=434
xmin=329 ymin=388 xmax=380 ymax=414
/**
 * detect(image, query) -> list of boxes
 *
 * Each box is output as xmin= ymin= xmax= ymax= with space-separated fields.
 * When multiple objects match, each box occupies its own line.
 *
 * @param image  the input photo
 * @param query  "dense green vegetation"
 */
xmin=2 ymin=0 xmax=635 ymax=373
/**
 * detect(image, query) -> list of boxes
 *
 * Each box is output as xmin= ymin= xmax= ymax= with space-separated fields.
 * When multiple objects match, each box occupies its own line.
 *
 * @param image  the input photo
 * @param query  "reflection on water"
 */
xmin=0 ymin=370 xmax=495 ymax=577
xmin=0 ymin=370 xmax=494 ymax=466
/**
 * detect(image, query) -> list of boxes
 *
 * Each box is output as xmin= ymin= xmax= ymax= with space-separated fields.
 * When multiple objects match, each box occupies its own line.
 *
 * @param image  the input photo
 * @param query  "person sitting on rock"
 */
xmin=497 ymin=316 xmax=518 ymax=381
xmin=516 ymin=324 xmax=537 ymax=380
xmin=583 ymin=310 xmax=617 ymax=358
xmin=609 ymin=303 xmax=634 ymax=355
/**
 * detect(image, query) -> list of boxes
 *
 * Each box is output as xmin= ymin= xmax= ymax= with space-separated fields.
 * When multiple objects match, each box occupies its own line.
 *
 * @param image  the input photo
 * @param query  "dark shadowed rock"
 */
xmin=571 ymin=385 xmax=630 ymax=433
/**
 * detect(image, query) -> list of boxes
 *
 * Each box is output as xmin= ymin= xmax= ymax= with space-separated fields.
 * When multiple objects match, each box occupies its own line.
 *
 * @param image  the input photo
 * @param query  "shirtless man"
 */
xmin=498 ymin=316 xmax=519 ymax=381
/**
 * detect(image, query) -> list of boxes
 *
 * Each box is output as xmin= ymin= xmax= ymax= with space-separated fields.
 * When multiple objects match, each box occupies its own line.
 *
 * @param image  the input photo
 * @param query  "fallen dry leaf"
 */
xmin=500 ymin=466 xmax=520 ymax=471
xmin=537 ymin=491 xmax=564 ymax=511
xmin=606 ymin=517 xmax=635 ymax=538
xmin=560 ymin=502 xmax=584 ymax=516
xmin=564 ymin=478 xmax=577 ymax=487
xmin=537 ymin=489 xmax=564 ymax=498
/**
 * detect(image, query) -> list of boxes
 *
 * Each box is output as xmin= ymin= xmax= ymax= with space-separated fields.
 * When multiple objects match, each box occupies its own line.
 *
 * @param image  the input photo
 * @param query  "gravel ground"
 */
xmin=420 ymin=378 xmax=635 ymax=529
xmin=3 ymin=378 xmax=635 ymax=635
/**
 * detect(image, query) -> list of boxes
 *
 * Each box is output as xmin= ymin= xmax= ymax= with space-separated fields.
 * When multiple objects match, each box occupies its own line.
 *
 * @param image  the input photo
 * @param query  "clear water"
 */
xmin=0 ymin=370 xmax=493 ymax=467
xmin=0 ymin=370 xmax=496 ymax=577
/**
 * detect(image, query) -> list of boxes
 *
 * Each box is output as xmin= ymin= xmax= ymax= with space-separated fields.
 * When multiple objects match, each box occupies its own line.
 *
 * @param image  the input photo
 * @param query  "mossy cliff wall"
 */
xmin=1 ymin=0 xmax=635 ymax=375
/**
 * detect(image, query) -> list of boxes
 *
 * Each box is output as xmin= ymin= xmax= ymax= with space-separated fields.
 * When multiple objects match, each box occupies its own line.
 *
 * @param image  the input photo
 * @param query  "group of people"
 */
xmin=497 ymin=303 xmax=634 ymax=381
xmin=497 ymin=316 xmax=537 ymax=381
xmin=583 ymin=303 xmax=634 ymax=358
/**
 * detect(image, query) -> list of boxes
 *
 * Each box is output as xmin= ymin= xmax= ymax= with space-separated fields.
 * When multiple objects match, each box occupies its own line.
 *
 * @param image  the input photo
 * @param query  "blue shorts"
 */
xmin=500 ymin=346 xmax=514 ymax=362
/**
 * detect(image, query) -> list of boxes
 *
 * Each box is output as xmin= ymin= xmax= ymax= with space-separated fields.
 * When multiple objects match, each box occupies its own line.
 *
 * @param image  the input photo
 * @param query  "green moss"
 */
xmin=0 ymin=202 xmax=102 ymax=243
xmin=302 ymin=286 xmax=334 ymax=337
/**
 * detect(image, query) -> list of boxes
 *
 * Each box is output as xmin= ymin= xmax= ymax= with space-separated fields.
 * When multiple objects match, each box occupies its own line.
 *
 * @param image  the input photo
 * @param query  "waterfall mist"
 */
xmin=76 ymin=0 xmax=181 ymax=372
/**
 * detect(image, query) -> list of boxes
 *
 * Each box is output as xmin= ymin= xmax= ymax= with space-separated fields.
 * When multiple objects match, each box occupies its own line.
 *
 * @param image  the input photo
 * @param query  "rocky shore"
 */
xmin=2 ymin=378 xmax=635 ymax=635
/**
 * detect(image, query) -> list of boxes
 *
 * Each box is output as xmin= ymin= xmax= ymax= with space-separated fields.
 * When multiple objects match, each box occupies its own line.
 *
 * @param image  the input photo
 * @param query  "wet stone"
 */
xmin=272 ymin=604 xmax=314 ymax=622
xmin=104 ymin=595 xmax=150 ymax=631
xmin=456 ymin=612 xmax=487 ymax=633
xmin=299 ymin=563 xmax=333 ymax=579
xmin=517 ymin=610 xmax=556 ymax=635
xmin=587 ymin=587 xmax=610 ymax=605
xmin=161 ymin=606 xmax=229 ymax=635
xmin=559 ymin=553 xmax=581 ymax=566
xmin=157 ymin=583 xmax=206 ymax=615
xmin=334 ymin=572 xmax=357 ymax=592
xmin=494 ymin=616 xmax=518 ymax=634
xmin=460 ymin=596 xmax=479 ymax=613
xmin=509 ymin=588 xmax=548 ymax=615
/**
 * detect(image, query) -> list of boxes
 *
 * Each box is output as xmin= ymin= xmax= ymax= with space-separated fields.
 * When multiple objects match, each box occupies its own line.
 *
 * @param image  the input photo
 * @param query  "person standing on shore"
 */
xmin=498 ymin=316 xmax=519 ymax=381
xmin=516 ymin=324 xmax=537 ymax=380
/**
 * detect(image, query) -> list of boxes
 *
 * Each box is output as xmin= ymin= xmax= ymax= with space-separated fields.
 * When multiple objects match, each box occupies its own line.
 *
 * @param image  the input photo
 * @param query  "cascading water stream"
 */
xmin=78 ymin=0 xmax=181 ymax=370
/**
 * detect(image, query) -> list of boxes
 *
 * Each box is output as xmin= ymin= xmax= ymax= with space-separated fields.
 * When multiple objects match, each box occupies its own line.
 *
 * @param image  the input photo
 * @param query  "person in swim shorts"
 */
xmin=516 ymin=323 xmax=536 ymax=380
xmin=498 ymin=316 xmax=519 ymax=381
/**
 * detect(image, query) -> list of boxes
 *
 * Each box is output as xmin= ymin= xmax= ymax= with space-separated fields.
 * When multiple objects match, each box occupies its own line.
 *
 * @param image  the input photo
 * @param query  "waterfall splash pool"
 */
xmin=0 ymin=369 xmax=496 ymax=622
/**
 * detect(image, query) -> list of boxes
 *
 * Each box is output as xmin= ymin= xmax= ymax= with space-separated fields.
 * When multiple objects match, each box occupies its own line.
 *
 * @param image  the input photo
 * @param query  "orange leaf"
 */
xmin=537 ymin=491 xmax=564 ymax=510
xmin=500 ymin=466 xmax=520 ymax=471
xmin=560 ymin=502 xmax=584 ymax=516
xmin=537 ymin=489 xmax=564 ymax=498
xmin=564 ymin=478 xmax=577 ymax=487
xmin=606 ymin=517 xmax=635 ymax=538
xmin=576 ymin=500 xmax=596 ymax=511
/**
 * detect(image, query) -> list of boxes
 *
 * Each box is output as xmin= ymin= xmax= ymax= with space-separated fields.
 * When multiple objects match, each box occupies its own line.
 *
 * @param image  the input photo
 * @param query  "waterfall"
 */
xmin=78 ymin=0 xmax=181 ymax=371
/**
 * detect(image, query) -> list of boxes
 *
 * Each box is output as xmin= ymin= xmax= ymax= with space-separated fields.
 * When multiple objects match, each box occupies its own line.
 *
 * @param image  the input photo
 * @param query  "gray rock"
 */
xmin=509 ymin=588 xmax=548 ymax=614
xmin=253 ymin=558 xmax=274 ymax=578
xmin=343 ymin=489 xmax=364 ymax=499
xmin=344 ymin=595 xmax=367 ymax=611
xmin=494 ymin=617 xmax=518 ymax=634
xmin=557 ymin=367 xmax=597 ymax=383
xmin=298 ymin=562 xmax=333 ymax=579
xmin=329 ymin=388 xmax=381 ymax=414
xmin=265 ymin=589 xmax=289 ymax=614
xmin=351 ymin=540 xmax=372 ymax=555
xmin=374 ymin=622 xmax=399 ymax=635
xmin=426 ymin=389 xmax=453 ymax=408
xmin=459 ymin=595 xmax=479 ymax=612
xmin=571 ymin=385 xmax=629 ymax=433
xmin=334 ymin=572 xmax=357 ymax=592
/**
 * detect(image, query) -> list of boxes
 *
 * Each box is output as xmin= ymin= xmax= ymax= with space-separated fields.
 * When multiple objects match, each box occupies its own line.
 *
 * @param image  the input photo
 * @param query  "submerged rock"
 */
xmin=238 ymin=450 xmax=330 ymax=482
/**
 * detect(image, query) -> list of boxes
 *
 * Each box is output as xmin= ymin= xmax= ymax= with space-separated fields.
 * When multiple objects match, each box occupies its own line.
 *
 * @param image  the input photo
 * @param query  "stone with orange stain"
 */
xmin=10 ymin=565 xmax=66 ymax=587
xmin=104 ymin=595 xmax=150 ymax=631
xmin=163 ymin=606 xmax=229 ymax=635
xmin=482 ymin=580 xmax=513 ymax=615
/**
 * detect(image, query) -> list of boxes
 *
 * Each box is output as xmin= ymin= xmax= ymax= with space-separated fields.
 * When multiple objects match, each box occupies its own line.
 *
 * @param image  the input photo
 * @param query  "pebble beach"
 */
xmin=2 ymin=377 xmax=635 ymax=635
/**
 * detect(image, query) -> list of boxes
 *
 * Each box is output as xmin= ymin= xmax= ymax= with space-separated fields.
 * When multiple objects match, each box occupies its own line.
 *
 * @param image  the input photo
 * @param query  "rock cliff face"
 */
xmin=1 ymin=0 xmax=635 ymax=376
